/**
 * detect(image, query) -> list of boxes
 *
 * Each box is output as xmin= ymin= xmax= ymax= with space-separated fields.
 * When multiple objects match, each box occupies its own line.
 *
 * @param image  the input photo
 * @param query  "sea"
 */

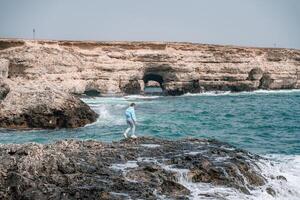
xmin=0 ymin=89 xmax=299 ymax=200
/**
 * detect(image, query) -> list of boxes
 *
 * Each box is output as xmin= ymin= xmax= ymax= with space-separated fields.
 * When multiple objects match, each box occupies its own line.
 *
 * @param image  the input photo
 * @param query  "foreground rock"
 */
xmin=0 ymin=137 xmax=272 ymax=199
xmin=0 ymin=80 xmax=98 ymax=129
xmin=0 ymin=39 xmax=299 ymax=96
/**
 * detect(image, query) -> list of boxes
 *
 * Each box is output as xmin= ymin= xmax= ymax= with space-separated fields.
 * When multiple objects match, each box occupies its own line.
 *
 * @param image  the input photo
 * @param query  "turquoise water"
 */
xmin=1 ymin=90 xmax=300 ymax=199
xmin=0 ymin=90 xmax=299 ymax=155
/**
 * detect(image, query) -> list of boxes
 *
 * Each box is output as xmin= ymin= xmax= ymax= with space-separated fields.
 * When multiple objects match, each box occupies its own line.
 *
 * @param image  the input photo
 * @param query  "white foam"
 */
xmin=251 ymin=155 xmax=300 ymax=200
xmin=92 ymin=104 xmax=125 ymax=126
xmin=110 ymin=161 xmax=138 ymax=171
xmin=124 ymin=95 xmax=161 ymax=100
xmin=183 ymin=91 xmax=232 ymax=97
xmin=184 ymin=151 xmax=207 ymax=156
xmin=120 ymin=155 xmax=300 ymax=199
xmin=109 ymin=192 xmax=131 ymax=198
xmin=140 ymin=144 xmax=161 ymax=148
xmin=160 ymin=164 xmax=246 ymax=200
xmin=159 ymin=155 xmax=300 ymax=200
xmin=183 ymin=89 xmax=300 ymax=97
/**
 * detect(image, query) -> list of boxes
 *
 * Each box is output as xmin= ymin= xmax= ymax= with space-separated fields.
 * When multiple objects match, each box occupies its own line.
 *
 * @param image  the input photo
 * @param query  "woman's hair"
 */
xmin=130 ymin=103 xmax=136 ymax=107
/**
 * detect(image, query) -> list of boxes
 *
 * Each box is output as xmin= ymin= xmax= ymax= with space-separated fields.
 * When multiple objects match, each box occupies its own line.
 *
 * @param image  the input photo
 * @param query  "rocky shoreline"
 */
xmin=0 ymin=137 xmax=280 ymax=200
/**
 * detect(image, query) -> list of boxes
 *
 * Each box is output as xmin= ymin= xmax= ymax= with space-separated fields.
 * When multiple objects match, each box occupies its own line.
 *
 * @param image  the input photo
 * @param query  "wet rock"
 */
xmin=0 ymin=137 xmax=269 ymax=199
xmin=266 ymin=187 xmax=276 ymax=197
xmin=276 ymin=175 xmax=287 ymax=181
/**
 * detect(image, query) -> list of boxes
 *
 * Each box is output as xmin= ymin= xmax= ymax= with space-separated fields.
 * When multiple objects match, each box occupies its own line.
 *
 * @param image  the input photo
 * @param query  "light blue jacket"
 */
xmin=125 ymin=107 xmax=136 ymax=122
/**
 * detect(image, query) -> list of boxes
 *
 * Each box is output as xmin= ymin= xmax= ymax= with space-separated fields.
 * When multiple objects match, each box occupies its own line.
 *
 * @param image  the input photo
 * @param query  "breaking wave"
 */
xmin=127 ymin=155 xmax=300 ymax=200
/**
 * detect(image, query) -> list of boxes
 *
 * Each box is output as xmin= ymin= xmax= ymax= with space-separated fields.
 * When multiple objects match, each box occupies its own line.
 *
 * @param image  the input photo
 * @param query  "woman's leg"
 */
xmin=124 ymin=120 xmax=133 ymax=138
xmin=131 ymin=123 xmax=136 ymax=136
xmin=123 ymin=126 xmax=131 ymax=138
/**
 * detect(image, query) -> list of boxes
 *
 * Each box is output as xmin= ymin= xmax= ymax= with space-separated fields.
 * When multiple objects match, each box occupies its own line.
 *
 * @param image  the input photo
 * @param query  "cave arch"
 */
xmin=84 ymin=83 xmax=102 ymax=97
xmin=83 ymin=89 xmax=101 ymax=97
xmin=143 ymin=73 xmax=164 ymax=94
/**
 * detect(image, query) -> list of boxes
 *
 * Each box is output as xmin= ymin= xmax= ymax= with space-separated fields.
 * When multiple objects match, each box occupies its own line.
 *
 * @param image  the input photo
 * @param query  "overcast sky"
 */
xmin=0 ymin=0 xmax=299 ymax=49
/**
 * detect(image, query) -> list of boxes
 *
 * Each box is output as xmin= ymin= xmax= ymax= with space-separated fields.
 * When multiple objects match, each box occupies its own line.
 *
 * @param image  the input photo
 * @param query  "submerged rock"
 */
xmin=0 ymin=137 xmax=274 ymax=199
xmin=0 ymin=80 xmax=98 ymax=129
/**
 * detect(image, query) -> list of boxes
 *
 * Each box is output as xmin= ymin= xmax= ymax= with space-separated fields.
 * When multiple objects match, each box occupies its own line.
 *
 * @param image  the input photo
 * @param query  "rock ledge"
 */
xmin=0 ymin=137 xmax=273 ymax=199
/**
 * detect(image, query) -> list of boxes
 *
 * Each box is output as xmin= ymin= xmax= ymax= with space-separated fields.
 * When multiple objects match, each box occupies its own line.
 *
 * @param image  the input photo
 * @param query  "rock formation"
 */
xmin=146 ymin=80 xmax=161 ymax=87
xmin=0 ymin=137 xmax=273 ymax=200
xmin=0 ymin=79 xmax=98 ymax=129
xmin=0 ymin=39 xmax=299 ymax=96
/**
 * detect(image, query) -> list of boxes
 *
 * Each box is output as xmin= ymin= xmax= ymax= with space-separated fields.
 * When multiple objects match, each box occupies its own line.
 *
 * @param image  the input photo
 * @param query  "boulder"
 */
xmin=0 ymin=82 xmax=98 ymax=129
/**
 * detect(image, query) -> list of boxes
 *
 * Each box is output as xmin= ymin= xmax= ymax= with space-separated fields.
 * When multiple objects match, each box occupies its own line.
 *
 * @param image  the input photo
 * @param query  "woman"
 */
xmin=123 ymin=103 xmax=137 ymax=138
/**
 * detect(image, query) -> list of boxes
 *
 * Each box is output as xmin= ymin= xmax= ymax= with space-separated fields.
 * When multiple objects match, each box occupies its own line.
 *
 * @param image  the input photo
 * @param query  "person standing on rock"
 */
xmin=123 ymin=103 xmax=137 ymax=139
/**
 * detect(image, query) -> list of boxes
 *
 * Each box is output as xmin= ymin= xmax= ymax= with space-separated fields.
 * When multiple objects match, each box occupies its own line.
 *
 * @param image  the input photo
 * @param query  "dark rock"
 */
xmin=0 ymin=137 xmax=269 ymax=199
xmin=165 ymin=80 xmax=203 ymax=95
xmin=0 ymin=82 xmax=9 ymax=101
xmin=276 ymin=175 xmax=287 ymax=181
xmin=266 ymin=187 xmax=276 ymax=196
xmin=120 ymin=79 xmax=141 ymax=94
xmin=259 ymin=73 xmax=274 ymax=89
xmin=247 ymin=68 xmax=264 ymax=81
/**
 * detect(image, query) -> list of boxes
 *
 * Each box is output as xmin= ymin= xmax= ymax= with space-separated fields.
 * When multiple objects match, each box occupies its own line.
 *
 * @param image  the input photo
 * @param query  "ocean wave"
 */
xmin=123 ymin=95 xmax=162 ymax=99
xmin=183 ymin=89 xmax=300 ymax=97
xmin=82 ymin=97 xmax=128 ymax=104
xmin=254 ymin=154 xmax=300 ymax=200
xmin=88 ymin=104 xmax=126 ymax=126
xmin=156 ymin=154 xmax=300 ymax=200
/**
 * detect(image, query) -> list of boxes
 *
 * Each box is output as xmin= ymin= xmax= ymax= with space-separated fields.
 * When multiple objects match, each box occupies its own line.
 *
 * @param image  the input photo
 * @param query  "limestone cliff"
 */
xmin=0 ymin=39 xmax=300 ymax=96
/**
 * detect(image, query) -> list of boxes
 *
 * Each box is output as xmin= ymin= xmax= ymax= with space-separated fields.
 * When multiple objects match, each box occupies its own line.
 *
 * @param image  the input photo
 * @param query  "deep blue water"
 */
xmin=0 ymin=90 xmax=299 ymax=155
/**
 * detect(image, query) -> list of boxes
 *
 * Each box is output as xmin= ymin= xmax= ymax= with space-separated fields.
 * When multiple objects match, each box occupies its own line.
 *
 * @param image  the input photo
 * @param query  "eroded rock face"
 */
xmin=0 ymin=81 xmax=9 ymax=101
xmin=0 ymin=59 xmax=9 ymax=78
xmin=0 ymin=137 xmax=271 ymax=199
xmin=0 ymin=39 xmax=299 ymax=96
xmin=146 ymin=80 xmax=160 ymax=87
xmin=0 ymin=80 xmax=98 ymax=129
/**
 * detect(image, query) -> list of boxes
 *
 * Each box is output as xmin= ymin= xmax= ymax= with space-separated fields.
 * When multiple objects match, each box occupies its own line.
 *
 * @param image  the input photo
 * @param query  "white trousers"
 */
xmin=124 ymin=119 xmax=136 ymax=136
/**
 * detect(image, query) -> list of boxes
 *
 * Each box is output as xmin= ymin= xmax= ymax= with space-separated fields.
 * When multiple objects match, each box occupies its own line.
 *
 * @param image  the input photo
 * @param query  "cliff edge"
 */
xmin=1 ymin=39 xmax=299 ymax=96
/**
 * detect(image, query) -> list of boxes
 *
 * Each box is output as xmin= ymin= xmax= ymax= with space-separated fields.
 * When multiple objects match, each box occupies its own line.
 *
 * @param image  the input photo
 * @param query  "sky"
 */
xmin=0 ymin=0 xmax=299 ymax=49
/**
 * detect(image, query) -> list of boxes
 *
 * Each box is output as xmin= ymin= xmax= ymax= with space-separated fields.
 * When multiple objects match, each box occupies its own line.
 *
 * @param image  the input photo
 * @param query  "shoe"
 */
xmin=123 ymin=132 xmax=128 ymax=139
xmin=131 ymin=134 xmax=137 ymax=139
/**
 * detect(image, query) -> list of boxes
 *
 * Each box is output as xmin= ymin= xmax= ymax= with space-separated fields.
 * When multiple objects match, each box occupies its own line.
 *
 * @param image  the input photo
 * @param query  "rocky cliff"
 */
xmin=0 ymin=39 xmax=299 ymax=96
